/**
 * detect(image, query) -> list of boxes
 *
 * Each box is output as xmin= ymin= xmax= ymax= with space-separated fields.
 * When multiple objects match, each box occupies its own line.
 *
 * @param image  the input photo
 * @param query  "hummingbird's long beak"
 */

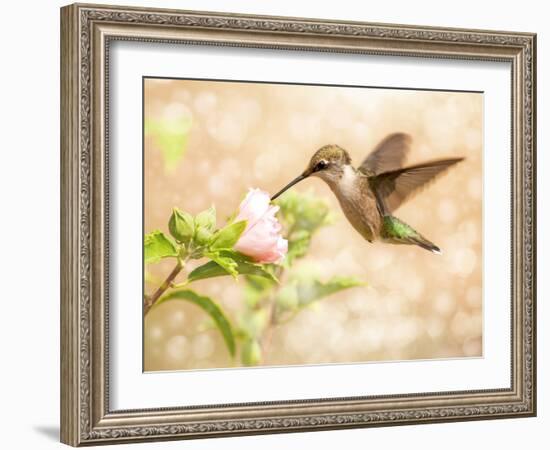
xmin=271 ymin=173 xmax=308 ymax=200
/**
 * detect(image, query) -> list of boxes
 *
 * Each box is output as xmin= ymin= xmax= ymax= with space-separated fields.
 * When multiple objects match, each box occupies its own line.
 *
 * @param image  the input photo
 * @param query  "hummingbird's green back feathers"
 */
xmin=380 ymin=216 xmax=441 ymax=254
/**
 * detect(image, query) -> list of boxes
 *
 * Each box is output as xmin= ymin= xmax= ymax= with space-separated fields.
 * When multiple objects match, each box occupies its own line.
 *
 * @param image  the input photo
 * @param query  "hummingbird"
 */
xmin=271 ymin=133 xmax=464 ymax=254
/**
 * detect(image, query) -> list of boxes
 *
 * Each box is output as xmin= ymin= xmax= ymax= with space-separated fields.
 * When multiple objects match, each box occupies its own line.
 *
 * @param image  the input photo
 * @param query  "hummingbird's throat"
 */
xmin=338 ymin=164 xmax=357 ymax=196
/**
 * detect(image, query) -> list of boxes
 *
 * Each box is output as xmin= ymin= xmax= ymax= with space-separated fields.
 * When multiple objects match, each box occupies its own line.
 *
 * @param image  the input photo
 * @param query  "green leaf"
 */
xmin=274 ymin=190 xmax=335 ymax=267
xmin=154 ymin=289 xmax=236 ymax=357
xmin=145 ymin=116 xmax=192 ymax=173
xmin=206 ymin=252 xmax=238 ymax=278
xmin=275 ymin=190 xmax=333 ymax=235
xmin=241 ymin=338 xmax=262 ymax=366
xmin=144 ymin=231 xmax=178 ymax=264
xmin=295 ymin=276 xmax=365 ymax=307
xmin=210 ymin=220 xmax=247 ymax=250
xmin=187 ymin=251 xmax=277 ymax=283
xmin=169 ymin=208 xmax=194 ymax=244
xmin=284 ymin=229 xmax=311 ymax=267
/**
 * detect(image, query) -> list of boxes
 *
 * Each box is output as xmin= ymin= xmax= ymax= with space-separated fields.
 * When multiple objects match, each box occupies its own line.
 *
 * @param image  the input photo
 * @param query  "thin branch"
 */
xmin=144 ymin=258 xmax=184 ymax=315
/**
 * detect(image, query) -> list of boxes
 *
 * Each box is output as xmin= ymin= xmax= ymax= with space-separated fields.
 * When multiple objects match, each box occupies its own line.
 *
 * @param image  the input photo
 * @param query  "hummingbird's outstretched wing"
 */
xmin=371 ymin=158 xmax=464 ymax=213
xmin=358 ymin=133 xmax=412 ymax=175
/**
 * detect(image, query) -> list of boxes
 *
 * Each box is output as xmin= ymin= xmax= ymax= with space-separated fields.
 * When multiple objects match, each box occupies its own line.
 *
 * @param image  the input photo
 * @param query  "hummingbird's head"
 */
xmin=271 ymin=145 xmax=352 ymax=200
xmin=305 ymin=144 xmax=352 ymax=180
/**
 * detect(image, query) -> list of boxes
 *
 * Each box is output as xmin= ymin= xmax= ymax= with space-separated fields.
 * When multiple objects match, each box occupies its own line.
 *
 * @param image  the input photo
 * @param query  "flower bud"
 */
xmin=168 ymin=208 xmax=194 ymax=244
xmin=241 ymin=339 xmax=262 ymax=366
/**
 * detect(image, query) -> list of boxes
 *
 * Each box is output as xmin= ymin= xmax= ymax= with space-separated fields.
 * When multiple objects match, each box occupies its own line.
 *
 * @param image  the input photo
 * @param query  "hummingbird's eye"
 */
xmin=315 ymin=160 xmax=328 ymax=171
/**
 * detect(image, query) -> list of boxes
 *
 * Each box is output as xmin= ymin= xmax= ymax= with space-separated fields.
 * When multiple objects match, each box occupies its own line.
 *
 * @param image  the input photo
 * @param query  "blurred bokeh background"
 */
xmin=143 ymin=78 xmax=482 ymax=372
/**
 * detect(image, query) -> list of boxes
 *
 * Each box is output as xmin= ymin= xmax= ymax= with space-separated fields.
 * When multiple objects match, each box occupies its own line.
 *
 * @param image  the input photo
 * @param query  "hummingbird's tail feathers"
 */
xmin=410 ymin=236 xmax=442 ymax=254
xmin=380 ymin=215 xmax=442 ymax=255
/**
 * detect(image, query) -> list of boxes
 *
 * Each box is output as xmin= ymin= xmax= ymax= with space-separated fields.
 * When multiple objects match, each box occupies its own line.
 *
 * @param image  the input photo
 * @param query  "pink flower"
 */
xmin=233 ymin=188 xmax=288 ymax=264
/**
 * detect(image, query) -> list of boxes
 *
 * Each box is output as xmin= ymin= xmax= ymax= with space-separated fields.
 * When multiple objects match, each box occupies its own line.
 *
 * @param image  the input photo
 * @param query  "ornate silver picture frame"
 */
xmin=60 ymin=3 xmax=536 ymax=446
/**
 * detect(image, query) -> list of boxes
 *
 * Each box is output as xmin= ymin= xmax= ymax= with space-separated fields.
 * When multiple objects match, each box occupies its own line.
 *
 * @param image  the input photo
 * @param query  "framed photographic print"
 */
xmin=60 ymin=3 xmax=537 ymax=446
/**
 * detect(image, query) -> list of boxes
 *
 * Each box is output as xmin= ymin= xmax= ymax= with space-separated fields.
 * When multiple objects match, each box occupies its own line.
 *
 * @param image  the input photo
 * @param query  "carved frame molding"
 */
xmin=61 ymin=3 xmax=536 ymax=446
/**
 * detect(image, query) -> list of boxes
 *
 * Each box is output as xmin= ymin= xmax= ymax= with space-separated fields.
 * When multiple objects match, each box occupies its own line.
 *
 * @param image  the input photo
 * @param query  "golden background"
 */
xmin=144 ymin=78 xmax=482 ymax=371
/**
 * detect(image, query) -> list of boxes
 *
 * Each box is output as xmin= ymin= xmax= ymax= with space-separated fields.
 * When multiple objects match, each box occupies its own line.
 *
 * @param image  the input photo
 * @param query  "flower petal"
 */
xmin=233 ymin=188 xmax=288 ymax=263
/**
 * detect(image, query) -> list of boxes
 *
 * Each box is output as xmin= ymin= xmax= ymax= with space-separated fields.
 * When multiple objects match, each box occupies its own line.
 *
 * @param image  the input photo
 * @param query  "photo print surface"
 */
xmin=143 ymin=78 xmax=483 ymax=372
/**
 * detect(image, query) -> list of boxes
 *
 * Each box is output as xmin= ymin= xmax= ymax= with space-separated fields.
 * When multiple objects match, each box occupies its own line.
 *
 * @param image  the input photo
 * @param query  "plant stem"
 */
xmin=144 ymin=259 xmax=184 ymax=315
xmin=260 ymin=302 xmax=276 ymax=364
xmin=260 ymin=266 xmax=285 ymax=364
